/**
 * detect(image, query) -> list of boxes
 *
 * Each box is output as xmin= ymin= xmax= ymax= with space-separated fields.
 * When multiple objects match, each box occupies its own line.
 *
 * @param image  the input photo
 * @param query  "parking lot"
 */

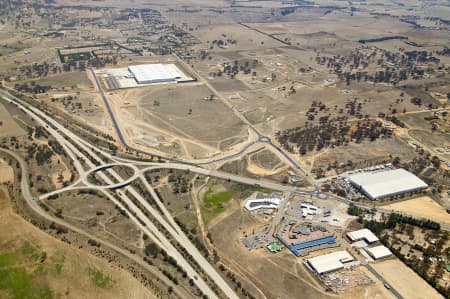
xmin=240 ymin=226 xmax=276 ymax=251
xmin=322 ymin=164 xmax=396 ymax=201
xmin=284 ymin=199 xmax=353 ymax=227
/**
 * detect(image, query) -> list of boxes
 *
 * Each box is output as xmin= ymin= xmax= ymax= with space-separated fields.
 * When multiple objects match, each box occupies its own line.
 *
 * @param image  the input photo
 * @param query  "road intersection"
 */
xmin=1 ymin=84 xmax=447 ymax=299
xmin=1 ymin=91 xmax=237 ymax=299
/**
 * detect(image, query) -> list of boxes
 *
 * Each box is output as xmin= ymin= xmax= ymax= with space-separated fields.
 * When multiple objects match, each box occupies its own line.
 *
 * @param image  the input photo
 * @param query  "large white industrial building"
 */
xmin=128 ymin=64 xmax=182 ymax=84
xmin=366 ymin=245 xmax=392 ymax=260
xmin=348 ymin=168 xmax=428 ymax=200
xmin=347 ymin=228 xmax=379 ymax=244
xmin=306 ymin=250 xmax=355 ymax=275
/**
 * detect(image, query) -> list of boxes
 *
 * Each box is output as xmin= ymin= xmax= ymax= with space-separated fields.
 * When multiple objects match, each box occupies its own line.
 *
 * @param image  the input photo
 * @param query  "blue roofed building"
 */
xmin=276 ymin=220 xmax=339 ymax=256
xmin=289 ymin=236 xmax=338 ymax=256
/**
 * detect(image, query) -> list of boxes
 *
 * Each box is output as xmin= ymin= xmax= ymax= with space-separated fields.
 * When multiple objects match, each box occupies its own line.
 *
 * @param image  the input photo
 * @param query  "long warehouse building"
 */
xmin=348 ymin=168 xmax=428 ymax=200
xmin=128 ymin=64 xmax=182 ymax=84
xmin=306 ymin=251 xmax=355 ymax=275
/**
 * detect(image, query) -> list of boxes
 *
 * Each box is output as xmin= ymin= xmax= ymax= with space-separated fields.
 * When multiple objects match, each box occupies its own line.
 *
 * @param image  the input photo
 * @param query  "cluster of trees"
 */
xmin=212 ymin=59 xmax=259 ymax=79
xmin=341 ymin=69 xmax=409 ymax=85
xmin=280 ymin=7 xmax=297 ymax=16
xmin=0 ymin=0 xmax=25 ymax=16
xmin=51 ymin=95 xmax=83 ymax=110
xmin=19 ymin=62 xmax=52 ymax=78
xmin=404 ymin=50 xmax=440 ymax=63
xmin=218 ymin=263 xmax=256 ymax=299
xmin=197 ymin=49 xmax=211 ymax=61
xmin=168 ymin=174 xmax=190 ymax=194
xmin=174 ymin=217 xmax=206 ymax=255
xmin=14 ymin=82 xmax=50 ymax=94
xmin=208 ymin=38 xmax=237 ymax=49
xmin=316 ymin=46 xmax=442 ymax=85
xmin=26 ymin=143 xmax=54 ymax=166
xmin=394 ymin=151 xmax=448 ymax=192
xmin=347 ymin=203 xmax=366 ymax=216
xmin=276 ymin=119 xmax=390 ymax=155
xmin=364 ymin=212 xmax=440 ymax=235
xmin=48 ymin=140 xmax=65 ymax=156
xmin=68 ymin=55 xmax=116 ymax=71
xmin=436 ymin=47 xmax=450 ymax=56
xmin=386 ymin=116 xmax=406 ymax=128
xmin=365 ymin=218 xmax=449 ymax=298
xmin=26 ymin=126 xmax=49 ymax=140
xmin=14 ymin=53 xmax=117 ymax=81
xmin=358 ymin=36 xmax=408 ymax=44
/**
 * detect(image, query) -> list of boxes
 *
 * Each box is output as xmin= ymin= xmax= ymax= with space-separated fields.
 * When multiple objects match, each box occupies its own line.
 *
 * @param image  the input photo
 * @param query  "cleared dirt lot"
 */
xmin=409 ymin=129 xmax=450 ymax=156
xmin=371 ymin=259 xmax=443 ymax=299
xmin=248 ymin=148 xmax=284 ymax=174
xmin=137 ymin=84 xmax=248 ymax=149
xmin=381 ymin=196 xmax=450 ymax=225
xmin=106 ymin=83 xmax=250 ymax=159
xmin=311 ymin=136 xmax=418 ymax=174
xmin=0 ymin=158 xmax=14 ymax=183
xmin=344 ymin=266 xmax=396 ymax=299
xmin=0 ymin=103 xmax=26 ymax=138
xmin=191 ymin=23 xmax=284 ymax=52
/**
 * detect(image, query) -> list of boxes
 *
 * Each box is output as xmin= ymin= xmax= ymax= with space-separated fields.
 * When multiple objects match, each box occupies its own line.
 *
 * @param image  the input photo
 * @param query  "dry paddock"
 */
xmin=371 ymin=259 xmax=444 ymax=299
xmin=381 ymin=196 xmax=450 ymax=225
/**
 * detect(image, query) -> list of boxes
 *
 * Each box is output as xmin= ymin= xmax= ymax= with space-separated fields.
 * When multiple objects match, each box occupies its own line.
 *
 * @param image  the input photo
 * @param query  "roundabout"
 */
xmin=82 ymin=163 xmax=140 ymax=189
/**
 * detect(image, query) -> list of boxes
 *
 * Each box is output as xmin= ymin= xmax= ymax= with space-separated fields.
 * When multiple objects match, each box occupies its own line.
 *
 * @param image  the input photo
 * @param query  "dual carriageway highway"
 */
xmin=1 ymin=62 xmax=447 ymax=298
xmin=0 ymin=91 xmax=238 ymax=299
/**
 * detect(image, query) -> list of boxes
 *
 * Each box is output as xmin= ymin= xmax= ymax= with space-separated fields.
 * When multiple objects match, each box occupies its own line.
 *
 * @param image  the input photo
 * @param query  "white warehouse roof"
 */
xmin=306 ymin=251 xmax=354 ymax=274
xmin=244 ymin=197 xmax=280 ymax=211
xmin=366 ymin=245 xmax=392 ymax=260
xmin=128 ymin=64 xmax=182 ymax=84
xmin=348 ymin=168 xmax=428 ymax=200
xmin=347 ymin=228 xmax=379 ymax=244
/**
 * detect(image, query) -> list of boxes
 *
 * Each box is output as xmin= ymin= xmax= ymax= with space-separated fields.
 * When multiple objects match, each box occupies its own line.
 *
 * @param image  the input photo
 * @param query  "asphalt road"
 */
xmin=0 ymin=148 xmax=191 ymax=299
xmin=89 ymin=66 xmax=317 ymax=189
xmin=366 ymin=264 xmax=404 ymax=299
xmin=1 ymin=92 xmax=236 ymax=299
xmin=2 ymin=85 xmax=449 ymax=299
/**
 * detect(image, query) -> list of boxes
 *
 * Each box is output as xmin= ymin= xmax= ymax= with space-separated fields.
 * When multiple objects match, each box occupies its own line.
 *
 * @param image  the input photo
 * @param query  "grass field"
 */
xmin=0 ymin=242 xmax=54 ymax=299
xmin=89 ymin=267 xmax=115 ymax=289
xmin=202 ymin=189 xmax=233 ymax=222
xmin=201 ymin=178 xmax=272 ymax=223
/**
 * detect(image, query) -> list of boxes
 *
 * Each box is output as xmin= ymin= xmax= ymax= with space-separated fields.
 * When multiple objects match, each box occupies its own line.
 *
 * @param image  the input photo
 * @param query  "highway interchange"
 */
xmin=0 ymin=77 xmax=447 ymax=299
xmin=1 ymin=90 xmax=238 ymax=299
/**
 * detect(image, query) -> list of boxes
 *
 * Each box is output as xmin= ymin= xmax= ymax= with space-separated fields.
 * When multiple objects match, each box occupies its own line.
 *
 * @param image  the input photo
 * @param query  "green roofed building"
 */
xmin=293 ymin=225 xmax=311 ymax=235
xmin=446 ymin=264 xmax=450 ymax=272
xmin=267 ymin=242 xmax=284 ymax=253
